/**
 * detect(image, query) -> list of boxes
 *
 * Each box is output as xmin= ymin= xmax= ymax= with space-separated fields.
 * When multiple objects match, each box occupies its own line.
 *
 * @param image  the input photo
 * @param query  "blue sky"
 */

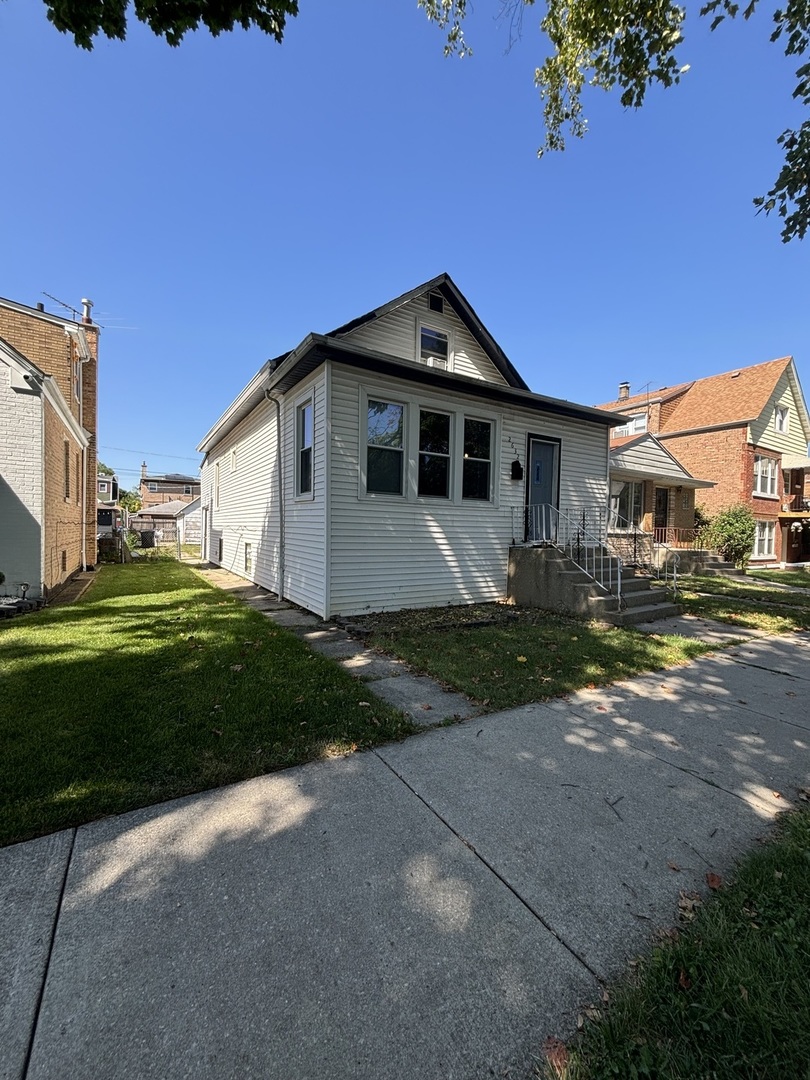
xmin=2 ymin=0 xmax=808 ymax=488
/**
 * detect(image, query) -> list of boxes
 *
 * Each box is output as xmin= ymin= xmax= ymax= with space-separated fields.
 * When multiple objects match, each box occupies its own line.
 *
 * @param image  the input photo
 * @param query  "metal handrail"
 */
xmin=522 ymin=504 xmax=623 ymax=605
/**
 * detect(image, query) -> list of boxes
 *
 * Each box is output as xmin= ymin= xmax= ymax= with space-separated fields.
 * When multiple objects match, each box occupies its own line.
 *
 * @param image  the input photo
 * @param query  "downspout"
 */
xmin=264 ymin=389 xmax=285 ymax=600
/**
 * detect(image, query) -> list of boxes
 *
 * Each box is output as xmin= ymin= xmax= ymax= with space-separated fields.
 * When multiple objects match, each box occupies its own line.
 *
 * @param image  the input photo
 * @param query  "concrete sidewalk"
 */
xmin=3 ymin=622 xmax=809 ymax=1079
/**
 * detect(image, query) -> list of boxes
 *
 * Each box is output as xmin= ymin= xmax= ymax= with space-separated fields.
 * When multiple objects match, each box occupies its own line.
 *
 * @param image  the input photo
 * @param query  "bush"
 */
xmin=706 ymin=504 xmax=756 ymax=568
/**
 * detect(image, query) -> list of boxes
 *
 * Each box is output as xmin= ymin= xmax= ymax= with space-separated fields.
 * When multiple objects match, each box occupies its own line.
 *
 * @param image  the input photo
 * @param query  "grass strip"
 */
xmin=748 ymin=568 xmax=810 ymax=589
xmin=679 ymin=574 xmax=810 ymax=610
xmin=542 ymin=807 xmax=810 ymax=1080
xmin=0 ymin=561 xmax=415 ymax=847
xmin=361 ymin=606 xmax=717 ymax=711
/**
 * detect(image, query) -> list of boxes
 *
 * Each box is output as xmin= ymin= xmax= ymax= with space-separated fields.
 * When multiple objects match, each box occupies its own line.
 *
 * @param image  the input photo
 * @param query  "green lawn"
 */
xmin=679 ymin=574 xmax=810 ymax=634
xmin=542 ymin=807 xmax=810 ymax=1080
xmin=359 ymin=605 xmax=717 ymax=711
xmin=0 ymin=561 xmax=415 ymax=847
xmin=749 ymin=567 xmax=810 ymax=588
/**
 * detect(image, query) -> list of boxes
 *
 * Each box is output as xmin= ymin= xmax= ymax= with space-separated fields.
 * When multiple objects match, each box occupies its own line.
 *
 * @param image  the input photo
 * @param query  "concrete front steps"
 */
xmin=585 ymin=571 xmax=682 ymax=627
xmin=507 ymin=545 xmax=682 ymax=627
xmin=660 ymin=549 xmax=746 ymax=579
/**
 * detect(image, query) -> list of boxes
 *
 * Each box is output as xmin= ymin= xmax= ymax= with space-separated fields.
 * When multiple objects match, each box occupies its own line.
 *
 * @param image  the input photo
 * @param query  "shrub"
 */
xmin=706 ymin=504 xmax=757 ymax=568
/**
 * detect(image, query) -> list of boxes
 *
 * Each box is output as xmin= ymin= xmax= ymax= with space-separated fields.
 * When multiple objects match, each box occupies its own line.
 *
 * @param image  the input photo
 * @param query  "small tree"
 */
xmin=706 ymin=504 xmax=757 ymax=569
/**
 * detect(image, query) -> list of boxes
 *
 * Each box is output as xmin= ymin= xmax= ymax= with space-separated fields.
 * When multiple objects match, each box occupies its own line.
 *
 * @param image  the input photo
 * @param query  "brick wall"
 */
xmin=42 ymin=399 xmax=85 ymax=594
xmin=0 ymin=303 xmax=99 ymax=569
xmin=139 ymin=481 xmax=200 ymax=507
xmin=660 ymin=427 xmax=749 ymax=516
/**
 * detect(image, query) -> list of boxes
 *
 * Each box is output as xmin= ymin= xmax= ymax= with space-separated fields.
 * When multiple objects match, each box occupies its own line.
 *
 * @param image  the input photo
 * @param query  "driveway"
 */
xmin=3 ymin=633 xmax=809 ymax=1080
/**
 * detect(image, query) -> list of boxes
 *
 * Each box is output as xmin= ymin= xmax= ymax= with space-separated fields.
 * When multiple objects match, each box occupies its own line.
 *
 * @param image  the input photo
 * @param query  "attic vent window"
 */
xmin=428 ymin=292 xmax=444 ymax=314
xmin=419 ymin=326 xmax=449 ymax=370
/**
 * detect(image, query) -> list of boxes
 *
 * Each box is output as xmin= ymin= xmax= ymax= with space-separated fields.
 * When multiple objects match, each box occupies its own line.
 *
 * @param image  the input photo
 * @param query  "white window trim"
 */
xmin=774 ymin=405 xmax=789 ymax=434
xmin=358 ymin=386 xmax=499 ymax=507
xmin=612 ymin=413 xmax=648 ymax=438
xmin=214 ymin=463 xmax=220 ymax=509
xmin=230 ymin=448 xmax=237 ymax=473
xmin=295 ymin=395 xmax=315 ymax=501
xmin=416 ymin=320 xmax=453 ymax=372
xmin=751 ymin=519 xmax=777 ymax=560
xmin=147 ymin=481 xmax=158 ymax=492
xmin=98 ymin=481 xmax=108 ymax=493
xmin=753 ymin=454 xmax=779 ymax=498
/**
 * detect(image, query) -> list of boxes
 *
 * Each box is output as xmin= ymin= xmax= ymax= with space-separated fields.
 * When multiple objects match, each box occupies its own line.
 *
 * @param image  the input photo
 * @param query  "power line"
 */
xmin=99 ymin=444 xmax=201 ymax=462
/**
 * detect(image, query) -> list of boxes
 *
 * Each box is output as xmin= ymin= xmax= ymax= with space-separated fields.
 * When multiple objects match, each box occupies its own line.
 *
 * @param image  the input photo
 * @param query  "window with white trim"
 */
xmin=753 ymin=454 xmax=778 ymax=496
xmin=184 ymin=484 xmax=193 ymax=495
xmin=367 ymin=400 xmax=404 ymax=494
xmin=148 ymin=482 xmax=158 ymax=492
xmin=612 ymin=413 xmax=647 ymax=438
xmin=462 ymin=418 xmax=492 ymax=501
xmin=418 ymin=325 xmax=450 ymax=370
xmin=753 ymin=520 xmax=776 ymax=558
xmin=774 ymin=405 xmax=789 ymax=433
xmin=98 ymin=481 xmax=108 ymax=493
xmin=297 ymin=401 xmax=313 ymax=496
xmin=418 ymin=410 xmax=451 ymax=498
xmin=244 ymin=542 xmax=253 ymax=575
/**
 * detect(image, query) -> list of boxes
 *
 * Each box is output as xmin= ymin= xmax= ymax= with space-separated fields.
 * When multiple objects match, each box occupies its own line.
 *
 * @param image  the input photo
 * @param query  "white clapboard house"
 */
xmin=197 ymin=275 xmax=620 ymax=618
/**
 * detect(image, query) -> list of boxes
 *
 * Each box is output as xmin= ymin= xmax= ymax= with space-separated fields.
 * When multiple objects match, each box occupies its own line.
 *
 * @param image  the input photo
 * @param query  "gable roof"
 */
xmin=0 ymin=335 xmax=90 ymax=448
xmin=327 ymin=273 xmax=530 ymax=391
xmin=596 ymin=357 xmax=810 ymax=442
xmin=596 ymin=382 xmax=693 ymax=413
xmin=609 ymin=432 xmax=714 ymax=488
xmin=198 ymin=278 xmax=629 ymax=455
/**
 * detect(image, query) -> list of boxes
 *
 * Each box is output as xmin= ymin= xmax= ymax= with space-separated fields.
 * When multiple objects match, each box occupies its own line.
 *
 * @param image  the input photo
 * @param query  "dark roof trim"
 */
xmin=269 ymin=334 xmax=625 ymax=427
xmin=327 ymin=273 xmax=530 ymax=392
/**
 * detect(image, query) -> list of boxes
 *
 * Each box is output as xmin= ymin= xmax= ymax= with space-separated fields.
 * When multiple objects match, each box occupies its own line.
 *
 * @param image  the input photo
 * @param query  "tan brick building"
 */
xmin=597 ymin=358 xmax=810 ymax=565
xmin=0 ymin=297 xmax=99 ymax=599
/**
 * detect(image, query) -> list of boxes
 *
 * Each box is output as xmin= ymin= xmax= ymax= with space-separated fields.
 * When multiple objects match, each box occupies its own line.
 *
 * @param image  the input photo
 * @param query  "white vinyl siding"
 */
xmin=327 ymin=363 xmax=608 ymax=616
xmin=200 ymin=397 xmax=282 ymax=595
xmin=200 ymin=370 xmax=328 ymax=616
xmin=338 ymin=294 xmax=509 ymax=385
xmin=610 ymin=435 xmax=699 ymax=485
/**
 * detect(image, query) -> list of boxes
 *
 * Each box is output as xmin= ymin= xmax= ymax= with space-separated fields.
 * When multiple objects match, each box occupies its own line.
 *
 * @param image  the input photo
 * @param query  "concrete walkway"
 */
xmin=3 ymin=576 xmax=810 ymax=1080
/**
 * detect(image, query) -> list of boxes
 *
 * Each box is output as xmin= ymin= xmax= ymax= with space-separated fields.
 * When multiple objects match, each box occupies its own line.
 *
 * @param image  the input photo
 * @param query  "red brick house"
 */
xmin=596 ymin=357 xmax=810 ymax=566
xmin=0 ymin=297 xmax=99 ymax=599
xmin=139 ymin=464 xmax=200 ymax=508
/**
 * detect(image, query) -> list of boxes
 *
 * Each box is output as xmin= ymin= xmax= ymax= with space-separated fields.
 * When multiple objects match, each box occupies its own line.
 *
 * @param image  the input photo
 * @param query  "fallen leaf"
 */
xmin=596 ymin=705 xmax=607 ymax=711
xmin=516 ymin=655 xmax=528 ymax=663
xmin=706 ymin=872 xmax=722 ymax=891
xmin=773 ymin=791 xmax=782 ymax=799
xmin=230 ymin=664 xmax=244 ymax=672
xmin=211 ymin=728 xmax=222 ymax=737
xmin=774 ymin=869 xmax=783 ymax=880
xmin=678 ymin=969 xmax=692 ymax=991
xmin=786 ymin=691 xmax=797 ymax=697
xmin=358 ymin=701 xmax=371 ymax=707
xmin=667 ymin=861 xmax=681 ymax=872
xmin=739 ymin=984 xmax=749 ymax=1003
xmin=421 ymin=703 xmax=433 ymax=711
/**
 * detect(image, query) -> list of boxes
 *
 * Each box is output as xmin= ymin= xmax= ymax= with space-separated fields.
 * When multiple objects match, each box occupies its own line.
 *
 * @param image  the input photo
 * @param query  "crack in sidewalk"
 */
xmin=21 ymin=828 xmax=77 ymax=1080
xmin=373 ymin=750 xmax=604 ymax=986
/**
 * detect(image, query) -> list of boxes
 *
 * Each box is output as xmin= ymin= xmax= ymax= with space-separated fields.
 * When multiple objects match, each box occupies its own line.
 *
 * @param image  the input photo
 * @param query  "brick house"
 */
xmin=0 ymin=297 xmax=99 ymax=599
xmin=596 ymin=357 xmax=810 ymax=566
xmin=138 ymin=464 xmax=200 ymax=508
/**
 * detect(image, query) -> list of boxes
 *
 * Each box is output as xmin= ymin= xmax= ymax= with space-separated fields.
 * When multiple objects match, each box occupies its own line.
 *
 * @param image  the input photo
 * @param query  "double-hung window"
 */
xmin=419 ymin=326 xmax=450 ymax=370
xmin=297 ymin=401 xmax=313 ymax=496
xmin=367 ymin=400 xmax=404 ymax=494
xmin=418 ymin=410 xmax=451 ymax=498
xmin=98 ymin=481 xmax=108 ymax=494
xmin=753 ymin=520 xmax=776 ymax=558
xmin=753 ymin=455 xmax=778 ymax=496
xmin=774 ymin=406 xmax=789 ymax=434
xmin=462 ymin=419 xmax=492 ymax=500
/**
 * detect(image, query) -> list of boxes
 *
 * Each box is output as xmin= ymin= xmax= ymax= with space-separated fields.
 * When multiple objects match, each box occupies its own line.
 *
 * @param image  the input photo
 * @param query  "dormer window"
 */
xmin=419 ymin=325 xmax=450 ymax=370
